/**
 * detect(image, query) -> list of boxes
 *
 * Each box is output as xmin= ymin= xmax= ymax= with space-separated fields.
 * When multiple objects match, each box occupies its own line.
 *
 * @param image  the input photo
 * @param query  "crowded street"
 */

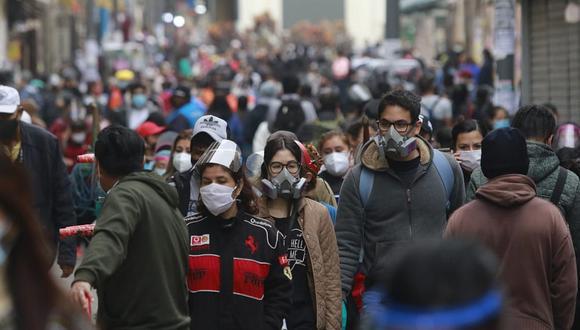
xmin=1 ymin=0 xmax=580 ymax=329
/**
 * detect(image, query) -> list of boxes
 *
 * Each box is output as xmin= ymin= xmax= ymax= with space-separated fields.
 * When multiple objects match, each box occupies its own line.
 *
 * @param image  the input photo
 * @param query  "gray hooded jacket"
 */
xmin=335 ymin=137 xmax=465 ymax=294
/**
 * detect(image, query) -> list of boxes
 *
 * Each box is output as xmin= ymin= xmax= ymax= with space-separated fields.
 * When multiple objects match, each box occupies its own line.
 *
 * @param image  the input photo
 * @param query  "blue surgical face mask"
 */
xmin=493 ymin=119 xmax=510 ymax=130
xmin=132 ymin=94 xmax=148 ymax=109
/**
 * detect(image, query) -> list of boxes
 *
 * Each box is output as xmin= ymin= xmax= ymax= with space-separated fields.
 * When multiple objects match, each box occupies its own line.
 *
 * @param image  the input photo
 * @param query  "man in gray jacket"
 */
xmin=335 ymin=90 xmax=465 ymax=324
xmin=467 ymin=104 xmax=580 ymax=326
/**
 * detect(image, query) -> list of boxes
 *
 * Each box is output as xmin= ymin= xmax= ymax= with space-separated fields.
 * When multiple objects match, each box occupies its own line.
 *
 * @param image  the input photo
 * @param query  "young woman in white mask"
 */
xmin=452 ymin=120 xmax=486 ymax=188
xmin=164 ymin=131 xmax=193 ymax=179
xmin=257 ymin=131 xmax=342 ymax=330
xmin=185 ymin=139 xmax=292 ymax=330
xmin=318 ymin=131 xmax=352 ymax=201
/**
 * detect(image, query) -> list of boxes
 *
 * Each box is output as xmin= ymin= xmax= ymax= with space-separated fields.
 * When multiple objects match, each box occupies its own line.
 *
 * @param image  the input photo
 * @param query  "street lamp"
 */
xmin=195 ymin=4 xmax=207 ymax=15
xmin=162 ymin=12 xmax=174 ymax=24
xmin=173 ymin=15 xmax=186 ymax=28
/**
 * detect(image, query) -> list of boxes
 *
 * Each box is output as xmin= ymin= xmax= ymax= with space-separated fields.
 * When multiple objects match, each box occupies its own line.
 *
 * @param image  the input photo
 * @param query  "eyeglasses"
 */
xmin=269 ymin=161 xmax=301 ymax=175
xmin=377 ymin=119 xmax=414 ymax=133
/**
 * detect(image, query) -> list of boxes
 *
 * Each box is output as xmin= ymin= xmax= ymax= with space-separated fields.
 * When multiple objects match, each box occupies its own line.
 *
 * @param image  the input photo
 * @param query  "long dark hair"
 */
xmin=0 ymin=154 xmax=80 ymax=329
xmin=198 ymin=164 xmax=258 ymax=215
xmin=452 ymin=119 xmax=486 ymax=151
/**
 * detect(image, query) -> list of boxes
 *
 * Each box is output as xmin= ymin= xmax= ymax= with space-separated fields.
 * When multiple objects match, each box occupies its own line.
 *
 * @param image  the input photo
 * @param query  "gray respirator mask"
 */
xmin=261 ymin=168 xmax=307 ymax=200
xmin=376 ymin=125 xmax=417 ymax=159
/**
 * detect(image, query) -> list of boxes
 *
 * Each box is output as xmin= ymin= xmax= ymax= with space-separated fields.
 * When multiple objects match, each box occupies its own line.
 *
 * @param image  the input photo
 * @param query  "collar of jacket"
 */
xmin=360 ymin=135 xmax=433 ymax=172
xmin=18 ymin=122 xmax=33 ymax=147
xmin=257 ymin=195 xmax=306 ymax=225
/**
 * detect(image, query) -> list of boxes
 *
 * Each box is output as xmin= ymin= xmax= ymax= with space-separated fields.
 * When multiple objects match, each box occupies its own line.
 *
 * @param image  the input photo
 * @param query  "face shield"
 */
xmin=553 ymin=123 xmax=580 ymax=151
xmin=245 ymin=151 xmax=264 ymax=181
xmin=194 ymin=139 xmax=242 ymax=177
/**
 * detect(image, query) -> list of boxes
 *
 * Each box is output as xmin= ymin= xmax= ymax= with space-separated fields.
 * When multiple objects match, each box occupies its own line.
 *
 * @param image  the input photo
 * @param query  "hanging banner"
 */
xmin=494 ymin=0 xmax=516 ymax=113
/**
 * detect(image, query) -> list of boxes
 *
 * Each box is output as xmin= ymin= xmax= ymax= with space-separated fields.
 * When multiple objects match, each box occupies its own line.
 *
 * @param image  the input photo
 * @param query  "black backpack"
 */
xmin=271 ymin=98 xmax=305 ymax=133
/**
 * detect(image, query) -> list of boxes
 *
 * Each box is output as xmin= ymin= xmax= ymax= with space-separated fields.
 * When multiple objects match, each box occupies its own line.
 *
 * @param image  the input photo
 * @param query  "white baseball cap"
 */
xmin=0 ymin=86 xmax=20 ymax=114
xmin=192 ymin=115 xmax=228 ymax=143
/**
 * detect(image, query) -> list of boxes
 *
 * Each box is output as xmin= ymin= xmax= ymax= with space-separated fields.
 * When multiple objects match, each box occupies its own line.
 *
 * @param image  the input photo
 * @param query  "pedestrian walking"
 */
xmin=258 ymin=132 xmax=342 ymax=329
xmin=165 ymin=131 xmax=193 ymax=179
xmin=335 ymin=90 xmax=465 ymax=328
xmin=70 ymin=125 xmax=190 ymax=329
xmin=452 ymin=119 xmax=486 ymax=188
xmin=361 ymin=240 xmax=503 ymax=330
xmin=446 ymin=127 xmax=577 ymax=329
xmin=467 ymin=104 xmax=580 ymax=327
xmin=318 ymin=131 xmax=352 ymax=200
xmin=186 ymin=139 xmax=291 ymax=330
xmin=170 ymin=115 xmax=229 ymax=216
xmin=166 ymin=86 xmax=206 ymax=132
xmin=0 ymin=85 xmax=76 ymax=277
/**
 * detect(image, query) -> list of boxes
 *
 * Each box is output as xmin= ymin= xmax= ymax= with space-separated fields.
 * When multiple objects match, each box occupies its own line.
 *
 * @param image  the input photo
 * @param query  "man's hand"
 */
xmin=70 ymin=281 xmax=93 ymax=318
xmin=60 ymin=264 xmax=75 ymax=278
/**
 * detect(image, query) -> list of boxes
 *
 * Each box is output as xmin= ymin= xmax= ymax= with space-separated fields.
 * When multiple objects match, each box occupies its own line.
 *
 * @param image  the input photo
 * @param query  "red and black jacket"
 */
xmin=185 ymin=211 xmax=292 ymax=330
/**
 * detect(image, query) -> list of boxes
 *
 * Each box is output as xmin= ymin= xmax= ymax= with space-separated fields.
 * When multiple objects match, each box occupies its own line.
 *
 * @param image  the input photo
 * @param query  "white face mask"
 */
xmin=459 ymin=150 xmax=482 ymax=172
xmin=71 ymin=132 xmax=86 ymax=144
xmin=200 ymin=183 xmax=237 ymax=216
xmin=173 ymin=152 xmax=193 ymax=173
xmin=324 ymin=152 xmax=350 ymax=177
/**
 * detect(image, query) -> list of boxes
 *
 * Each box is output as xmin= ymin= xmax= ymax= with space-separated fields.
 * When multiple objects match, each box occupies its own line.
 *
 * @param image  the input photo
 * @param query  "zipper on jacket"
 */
xmin=406 ymin=188 xmax=413 ymax=239
xmin=219 ymin=228 xmax=234 ymax=329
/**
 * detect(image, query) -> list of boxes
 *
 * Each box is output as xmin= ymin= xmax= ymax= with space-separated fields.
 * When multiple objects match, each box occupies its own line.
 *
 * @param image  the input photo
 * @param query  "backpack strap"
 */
xmin=432 ymin=149 xmax=454 ymax=208
xmin=357 ymin=167 xmax=374 ymax=263
xmin=550 ymin=167 xmax=568 ymax=206
xmin=359 ymin=167 xmax=374 ymax=209
xmin=421 ymin=96 xmax=441 ymax=119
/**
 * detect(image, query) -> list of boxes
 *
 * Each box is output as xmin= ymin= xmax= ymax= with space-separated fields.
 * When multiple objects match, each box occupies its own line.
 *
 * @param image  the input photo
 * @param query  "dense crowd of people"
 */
xmin=0 ymin=33 xmax=580 ymax=330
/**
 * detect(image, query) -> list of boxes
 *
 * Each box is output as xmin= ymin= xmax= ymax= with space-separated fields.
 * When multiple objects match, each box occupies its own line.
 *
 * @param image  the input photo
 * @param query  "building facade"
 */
xmin=521 ymin=0 xmax=580 ymax=122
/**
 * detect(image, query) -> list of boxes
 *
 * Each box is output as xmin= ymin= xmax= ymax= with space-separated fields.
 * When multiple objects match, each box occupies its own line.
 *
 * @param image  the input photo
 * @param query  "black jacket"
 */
xmin=319 ymin=170 xmax=344 ymax=198
xmin=20 ymin=122 xmax=76 ymax=266
xmin=243 ymin=102 xmax=269 ymax=145
xmin=169 ymin=169 xmax=195 ymax=216
xmin=185 ymin=211 xmax=292 ymax=330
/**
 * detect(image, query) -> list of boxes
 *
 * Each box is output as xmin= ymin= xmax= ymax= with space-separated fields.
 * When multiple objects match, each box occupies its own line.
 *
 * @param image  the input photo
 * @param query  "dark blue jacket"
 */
xmin=166 ymin=99 xmax=206 ymax=132
xmin=20 ymin=122 xmax=76 ymax=266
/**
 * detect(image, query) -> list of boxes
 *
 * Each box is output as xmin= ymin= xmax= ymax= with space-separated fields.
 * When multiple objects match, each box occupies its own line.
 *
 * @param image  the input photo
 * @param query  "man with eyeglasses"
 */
xmin=335 ymin=89 xmax=465 ymax=328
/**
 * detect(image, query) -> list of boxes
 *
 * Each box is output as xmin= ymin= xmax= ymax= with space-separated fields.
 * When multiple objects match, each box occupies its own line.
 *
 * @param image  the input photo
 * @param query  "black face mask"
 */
xmin=0 ymin=119 xmax=18 ymax=141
